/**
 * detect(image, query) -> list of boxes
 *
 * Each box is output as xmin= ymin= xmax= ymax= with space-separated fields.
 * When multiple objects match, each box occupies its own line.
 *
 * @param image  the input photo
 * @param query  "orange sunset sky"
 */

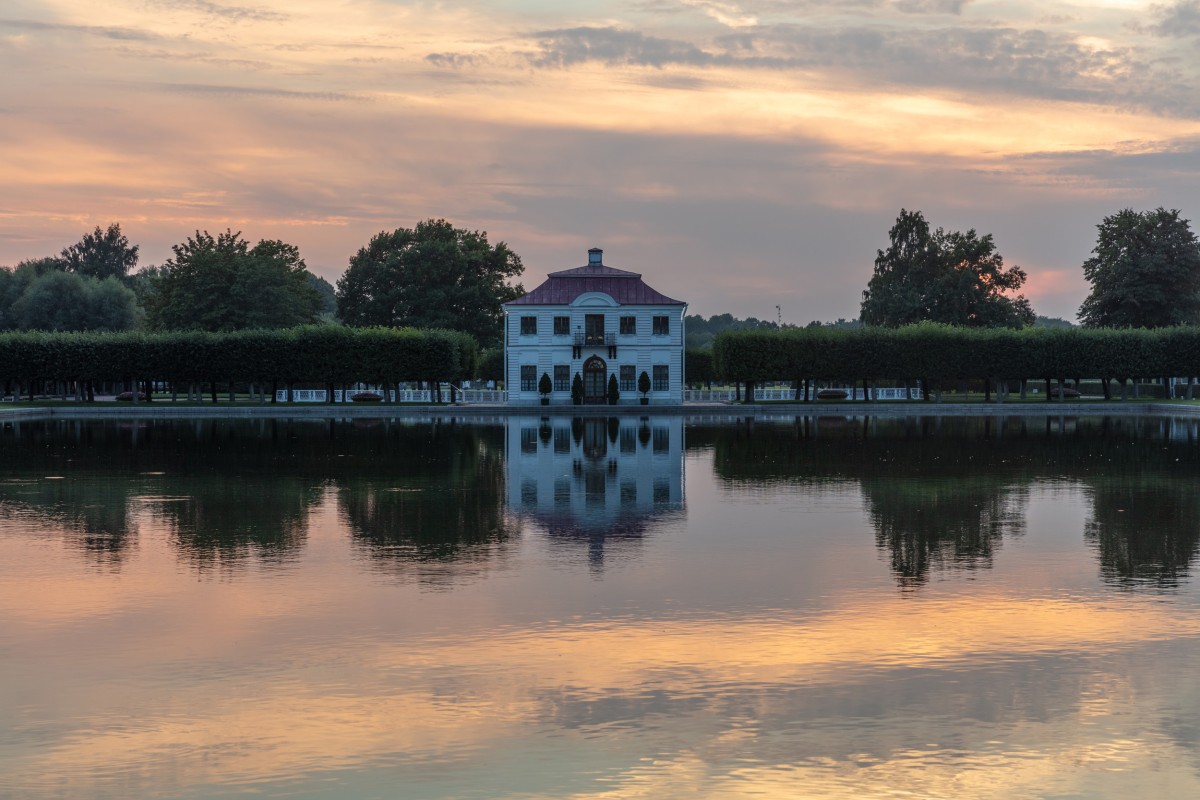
xmin=2 ymin=0 xmax=1198 ymax=322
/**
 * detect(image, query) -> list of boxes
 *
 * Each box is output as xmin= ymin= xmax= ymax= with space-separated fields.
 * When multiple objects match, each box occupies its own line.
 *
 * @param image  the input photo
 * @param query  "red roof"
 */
xmin=506 ymin=261 xmax=685 ymax=307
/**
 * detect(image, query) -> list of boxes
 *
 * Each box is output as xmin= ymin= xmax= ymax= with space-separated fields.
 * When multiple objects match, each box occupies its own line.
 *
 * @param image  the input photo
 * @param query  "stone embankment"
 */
xmin=0 ymin=401 xmax=1196 ymax=421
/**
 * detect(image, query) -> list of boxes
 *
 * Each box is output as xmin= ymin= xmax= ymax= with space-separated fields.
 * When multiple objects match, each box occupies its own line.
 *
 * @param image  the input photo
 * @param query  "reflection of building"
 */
xmin=502 ymin=248 xmax=687 ymax=405
xmin=506 ymin=416 xmax=685 ymax=569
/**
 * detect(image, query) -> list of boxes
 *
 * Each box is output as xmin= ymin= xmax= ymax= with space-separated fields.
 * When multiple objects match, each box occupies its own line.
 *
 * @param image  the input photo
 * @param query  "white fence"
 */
xmin=272 ymin=388 xmax=508 ymax=403
xmin=684 ymin=387 xmax=922 ymax=402
xmin=271 ymin=386 xmax=923 ymax=404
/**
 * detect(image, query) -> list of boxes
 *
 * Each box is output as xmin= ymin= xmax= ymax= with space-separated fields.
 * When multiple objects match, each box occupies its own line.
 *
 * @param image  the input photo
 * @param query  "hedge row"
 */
xmin=0 ymin=326 xmax=478 ymax=388
xmin=713 ymin=323 xmax=1200 ymax=386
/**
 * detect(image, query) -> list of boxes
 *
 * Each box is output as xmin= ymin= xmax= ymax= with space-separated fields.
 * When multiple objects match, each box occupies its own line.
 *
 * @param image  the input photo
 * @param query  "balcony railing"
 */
xmin=573 ymin=332 xmax=617 ymax=347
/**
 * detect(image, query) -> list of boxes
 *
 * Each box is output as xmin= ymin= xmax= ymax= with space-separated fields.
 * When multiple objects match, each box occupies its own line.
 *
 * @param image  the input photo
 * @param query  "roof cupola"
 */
xmin=587 ymin=248 xmax=603 ymax=267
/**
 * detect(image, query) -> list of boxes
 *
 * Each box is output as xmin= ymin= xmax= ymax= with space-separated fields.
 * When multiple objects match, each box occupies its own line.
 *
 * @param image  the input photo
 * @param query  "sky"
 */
xmin=2 ymin=0 xmax=1199 ymax=323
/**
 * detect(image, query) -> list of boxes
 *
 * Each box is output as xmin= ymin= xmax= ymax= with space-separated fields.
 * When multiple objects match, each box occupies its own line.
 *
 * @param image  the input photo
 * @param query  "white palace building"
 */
xmin=503 ymin=248 xmax=687 ymax=405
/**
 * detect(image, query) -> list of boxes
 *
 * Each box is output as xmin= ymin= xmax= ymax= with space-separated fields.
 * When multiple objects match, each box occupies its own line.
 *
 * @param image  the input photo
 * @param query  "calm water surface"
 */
xmin=2 ymin=414 xmax=1200 ymax=799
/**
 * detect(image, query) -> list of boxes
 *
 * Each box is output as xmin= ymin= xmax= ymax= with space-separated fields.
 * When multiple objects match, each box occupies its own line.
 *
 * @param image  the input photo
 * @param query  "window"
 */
xmin=520 ymin=365 xmax=537 ymax=392
xmin=585 ymin=314 xmax=605 ymax=344
xmin=652 ymin=426 xmax=669 ymax=453
xmin=520 ymin=316 xmax=537 ymax=335
xmin=553 ymin=316 xmax=570 ymax=335
xmin=653 ymin=365 xmax=669 ymax=391
xmin=652 ymin=315 xmax=669 ymax=336
xmin=553 ymin=365 xmax=570 ymax=392
xmin=520 ymin=427 xmax=537 ymax=454
xmin=620 ymin=365 xmax=635 ymax=392
xmin=620 ymin=316 xmax=636 ymax=335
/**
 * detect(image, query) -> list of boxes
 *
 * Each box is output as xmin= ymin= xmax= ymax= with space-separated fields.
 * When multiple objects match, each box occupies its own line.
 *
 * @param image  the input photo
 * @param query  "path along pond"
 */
xmin=2 ymin=413 xmax=1200 ymax=799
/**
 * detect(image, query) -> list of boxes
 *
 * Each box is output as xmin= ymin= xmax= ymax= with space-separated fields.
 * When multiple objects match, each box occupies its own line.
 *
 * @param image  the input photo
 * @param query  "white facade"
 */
xmin=503 ymin=249 xmax=687 ymax=406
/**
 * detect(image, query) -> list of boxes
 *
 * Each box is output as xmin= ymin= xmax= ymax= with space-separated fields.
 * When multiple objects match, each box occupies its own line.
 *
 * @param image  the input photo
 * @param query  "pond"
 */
xmin=2 ymin=414 xmax=1199 ymax=799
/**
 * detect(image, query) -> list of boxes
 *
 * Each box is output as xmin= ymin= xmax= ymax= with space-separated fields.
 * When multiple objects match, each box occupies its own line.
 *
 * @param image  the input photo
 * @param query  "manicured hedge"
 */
xmin=712 ymin=323 xmax=1199 ymax=398
xmin=0 ymin=326 xmax=477 ymax=398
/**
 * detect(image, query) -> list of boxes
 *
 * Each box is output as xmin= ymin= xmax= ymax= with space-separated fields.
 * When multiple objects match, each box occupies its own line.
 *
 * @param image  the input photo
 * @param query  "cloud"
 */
xmin=520 ymin=22 xmax=1197 ymax=117
xmin=425 ymin=52 xmax=481 ymax=69
xmin=0 ymin=17 xmax=159 ymax=41
xmin=146 ymin=0 xmax=290 ymax=23
xmin=893 ymin=0 xmax=973 ymax=14
xmin=155 ymin=82 xmax=363 ymax=102
xmin=527 ymin=26 xmax=718 ymax=68
xmin=1141 ymin=1 xmax=1200 ymax=37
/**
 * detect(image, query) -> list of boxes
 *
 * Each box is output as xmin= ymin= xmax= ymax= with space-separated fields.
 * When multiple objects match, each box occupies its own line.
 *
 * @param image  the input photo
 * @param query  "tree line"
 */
xmin=860 ymin=207 xmax=1200 ymax=331
xmin=4 ymin=205 xmax=1198 ymax=375
xmin=712 ymin=323 xmax=1200 ymax=401
xmin=0 ymin=327 xmax=477 ymax=403
xmin=1 ymin=219 xmax=517 ymax=349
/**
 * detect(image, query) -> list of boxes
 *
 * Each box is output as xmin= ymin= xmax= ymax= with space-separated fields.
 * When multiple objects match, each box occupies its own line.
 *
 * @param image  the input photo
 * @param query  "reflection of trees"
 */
xmin=864 ymin=478 xmax=1027 ymax=589
xmin=0 ymin=477 xmax=136 ymax=570
xmin=698 ymin=414 xmax=1200 ymax=591
xmin=0 ymin=418 xmax=512 ymax=575
xmin=1085 ymin=479 xmax=1200 ymax=589
xmin=339 ymin=423 xmax=515 ymax=585
xmin=5 ymin=414 xmax=1200 ymax=589
xmin=148 ymin=476 xmax=319 ymax=570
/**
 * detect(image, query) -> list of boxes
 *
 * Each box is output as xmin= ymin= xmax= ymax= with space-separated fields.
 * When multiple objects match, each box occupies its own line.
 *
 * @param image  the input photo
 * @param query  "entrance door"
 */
xmin=583 ymin=355 xmax=607 ymax=404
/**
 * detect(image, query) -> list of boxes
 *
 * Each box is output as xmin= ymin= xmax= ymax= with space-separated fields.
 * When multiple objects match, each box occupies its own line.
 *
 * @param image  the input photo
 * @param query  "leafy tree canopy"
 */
xmin=1078 ymin=207 xmax=1200 ymax=328
xmin=144 ymin=230 xmax=321 ymax=331
xmin=1034 ymin=315 xmax=1074 ymax=329
xmin=60 ymin=223 xmax=139 ymax=281
xmin=336 ymin=219 xmax=523 ymax=349
xmin=685 ymin=313 xmax=780 ymax=349
xmin=307 ymin=273 xmax=338 ymax=321
xmin=5 ymin=270 xmax=140 ymax=332
xmin=806 ymin=318 xmax=861 ymax=330
xmin=860 ymin=209 xmax=1034 ymax=329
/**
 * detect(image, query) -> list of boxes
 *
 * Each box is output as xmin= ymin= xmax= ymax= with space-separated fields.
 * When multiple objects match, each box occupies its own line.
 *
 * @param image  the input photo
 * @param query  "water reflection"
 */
xmin=697 ymin=414 xmax=1200 ymax=589
xmin=0 ymin=418 xmax=518 ymax=576
xmin=2 ymin=415 xmax=1199 ymax=590
xmin=1085 ymin=482 xmax=1200 ymax=589
xmin=506 ymin=416 xmax=684 ymax=572
xmin=340 ymin=423 xmax=517 ymax=585
xmin=6 ymin=415 xmax=1200 ymax=797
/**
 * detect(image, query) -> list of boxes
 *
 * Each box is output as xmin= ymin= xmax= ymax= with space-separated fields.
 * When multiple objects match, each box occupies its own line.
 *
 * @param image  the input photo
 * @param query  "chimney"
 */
xmin=587 ymin=248 xmax=603 ymax=267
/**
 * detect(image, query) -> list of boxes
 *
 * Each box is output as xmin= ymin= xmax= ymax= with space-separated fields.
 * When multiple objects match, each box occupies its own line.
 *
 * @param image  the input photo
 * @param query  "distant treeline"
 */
xmin=0 ymin=327 xmax=476 ymax=401
xmin=712 ymin=323 xmax=1200 ymax=399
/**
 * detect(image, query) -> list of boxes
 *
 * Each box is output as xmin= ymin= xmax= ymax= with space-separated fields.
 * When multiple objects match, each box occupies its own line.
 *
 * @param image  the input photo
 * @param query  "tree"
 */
xmin=144 ymin=230 xmax=321 ymax=331
xmin=60 ymin=223 xmax=139 ymax=281
xmin=861 ymin=209 xmax=1034 ymax=329
xmin=538 ymin=371 xmax=552 ymax=402
xmin=7 ymin=271 xmax=140 ymax=332
xmin=637 ymin=370 xmax=651 ymax=402
xmin=571 ymin=372 xmax=583 ymax=405
xmin=336 ymin=219 xmax=523 ymax=348
xmin=307 ymin=273 xmax=338 ymax=322
xmin=1078 ymin=208 xmax=1200 ymax=328
xmin=607 ymin=373 xmax=619 ymax=405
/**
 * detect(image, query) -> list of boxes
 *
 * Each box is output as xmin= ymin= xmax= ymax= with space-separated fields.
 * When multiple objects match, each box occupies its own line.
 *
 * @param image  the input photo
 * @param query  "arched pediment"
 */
xmin=571 ymin=292 xmax=619 ymax=308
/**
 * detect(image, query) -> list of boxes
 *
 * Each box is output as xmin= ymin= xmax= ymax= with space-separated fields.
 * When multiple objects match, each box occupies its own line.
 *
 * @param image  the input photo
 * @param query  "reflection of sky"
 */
xmin=4 ymin=451 xmax=1200 ymax=796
